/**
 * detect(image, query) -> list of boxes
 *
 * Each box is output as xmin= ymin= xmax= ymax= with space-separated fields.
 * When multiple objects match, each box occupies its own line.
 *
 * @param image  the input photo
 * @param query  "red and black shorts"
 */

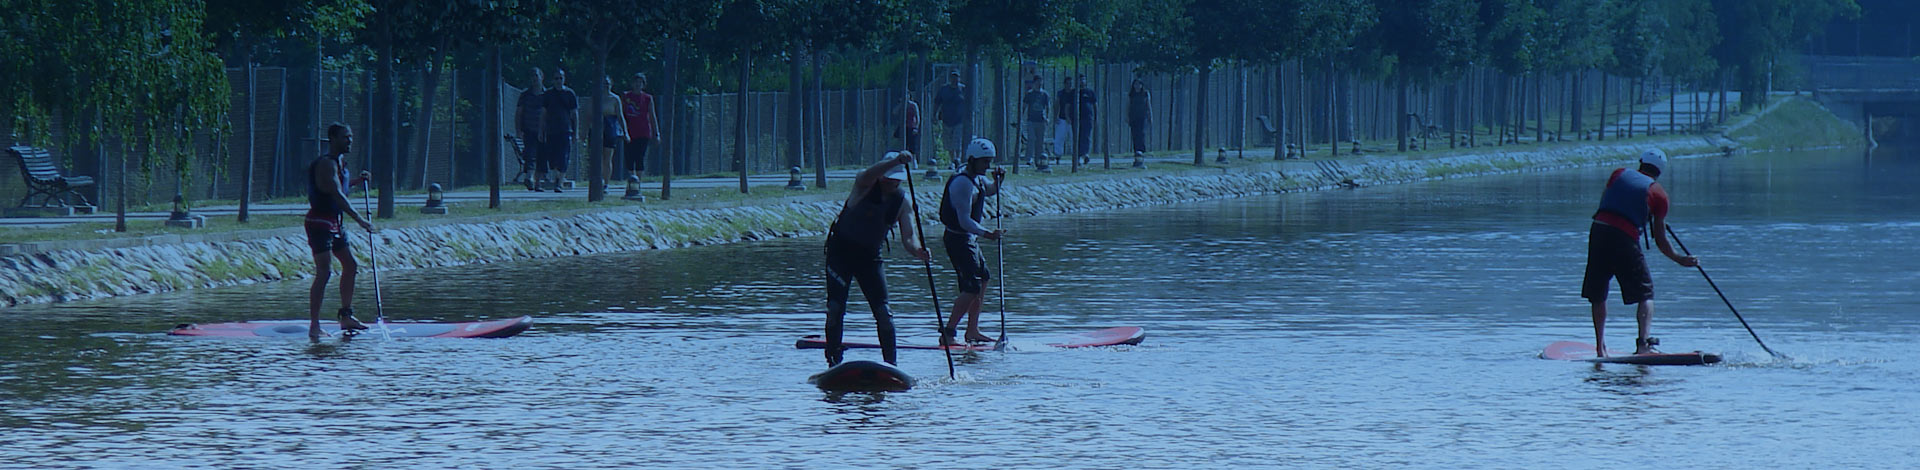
xmin=305 ymin=218 xmax=350 ymax=254
xmin=1581 ymin=222 xmax=1653 ymax=305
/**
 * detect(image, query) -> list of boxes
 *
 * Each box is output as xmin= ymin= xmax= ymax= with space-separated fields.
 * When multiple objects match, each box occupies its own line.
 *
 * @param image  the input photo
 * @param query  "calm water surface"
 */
xmin=2 ymin=148 xmax=1917 ymax=468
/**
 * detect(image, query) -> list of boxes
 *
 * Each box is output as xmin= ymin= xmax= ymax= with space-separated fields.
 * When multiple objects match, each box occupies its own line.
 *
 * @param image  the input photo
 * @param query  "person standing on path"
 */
xmin=1073 ymin=75 xmax=1098 ymax=165
xmin=305 ymin=123 xmax=376 ymax=340
xmin=541 ymin=68 xmax=579 ymax=192
xmin=1020 ymin=76 xmax=1051 ymax=172
xmin=933 ymin=71 xmax=972 ymax=170
xmin=938 ymin=138 xmax=1006 ymax=347
xmin=596 ymin=76 xmax=628 ymax=192
xmin=621 ymin=73 xmax=660 ymax=183
xmin=822 ymin=151 xmax=931 ymax=367
xmin=1054 ymin=76 xmax=1075 ymax=163
xmin=1582 ymin=149 xmax=1698 ymax=356
xmin=515 ymin=68 xmax=546 ymax=191
xmin=891 ymin=87 xmax=921 ymax=160
xmin=1126 ymin=78 xmax=1152 ymax=168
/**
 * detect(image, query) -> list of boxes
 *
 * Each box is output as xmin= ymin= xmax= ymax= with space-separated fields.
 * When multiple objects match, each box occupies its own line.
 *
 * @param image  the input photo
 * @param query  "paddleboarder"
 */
xmin=306 ymin=124 xmax=377 ymax=339
xmin=1582 ymin=149 xmax=1697 ymax=356
xmin=938 ymin=138 xmax=1006 ymax=347
xmin=822 ymin=151 xmax=931 ymax=367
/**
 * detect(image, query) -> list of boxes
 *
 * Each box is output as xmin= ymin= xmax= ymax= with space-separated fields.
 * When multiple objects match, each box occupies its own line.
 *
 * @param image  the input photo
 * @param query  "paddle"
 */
xmin=903 ymin=156 xmax=957 ymax=380
xmin=361 ymin=180 xmax=391 ymax=341
xmin=1666 ymin=225 xmax=1782 ymax=359
xmin=995 ymin=175 xmax=1008 ymax=346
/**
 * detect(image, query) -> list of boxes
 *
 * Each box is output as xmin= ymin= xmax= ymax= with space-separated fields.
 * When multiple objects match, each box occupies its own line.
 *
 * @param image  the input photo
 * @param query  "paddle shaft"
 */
xmin=361 ymin=181 xmax=390 ymax=340
xmin=996 ymin=186 xmax=1006 ymax=343
xmin=1666 ymin=225 xmax=1780 ymax=358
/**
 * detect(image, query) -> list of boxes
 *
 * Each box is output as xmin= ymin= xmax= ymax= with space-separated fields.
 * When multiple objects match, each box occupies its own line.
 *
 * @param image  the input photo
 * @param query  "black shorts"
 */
xmin=540 ymin=133 xmax=573 ymax=174
xmin=1582 ymin=223 xmax=1653 ymax=305
xmin=943 ymin=231 xmax=990 ymax=294
xmin=305 ymin=220 xmax=350 ymax=255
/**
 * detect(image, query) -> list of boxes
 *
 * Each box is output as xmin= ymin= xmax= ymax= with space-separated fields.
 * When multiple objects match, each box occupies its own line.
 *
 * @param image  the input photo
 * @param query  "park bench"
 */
xmin=8 ymin=145 xmax=95 ymax=212
xmin=504 ymin=134 xmax=534 ymax=186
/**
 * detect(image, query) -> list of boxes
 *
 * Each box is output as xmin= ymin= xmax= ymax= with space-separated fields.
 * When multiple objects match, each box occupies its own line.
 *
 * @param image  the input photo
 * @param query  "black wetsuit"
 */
xmin=822 ymin=184 xmax=908 ymax=366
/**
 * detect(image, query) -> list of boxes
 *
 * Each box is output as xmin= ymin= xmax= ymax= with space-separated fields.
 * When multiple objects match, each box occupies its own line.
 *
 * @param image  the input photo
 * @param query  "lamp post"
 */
xmin=786 ymin=166 xmax=805 ymax=190
xmin=420 ymin=183 xmax=448 ymax=214
xmin=623 ymin=174 xmax=647 ymax=201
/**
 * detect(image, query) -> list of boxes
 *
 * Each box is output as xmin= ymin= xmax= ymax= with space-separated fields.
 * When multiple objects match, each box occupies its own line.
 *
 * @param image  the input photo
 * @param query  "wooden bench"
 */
xmin=8 ymin=145 xmax=95 ymax=210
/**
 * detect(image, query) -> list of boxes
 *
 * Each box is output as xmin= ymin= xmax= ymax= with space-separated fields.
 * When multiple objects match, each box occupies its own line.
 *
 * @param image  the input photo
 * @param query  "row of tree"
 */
xmin=1 ymin=0 xmax=1860 ymax=221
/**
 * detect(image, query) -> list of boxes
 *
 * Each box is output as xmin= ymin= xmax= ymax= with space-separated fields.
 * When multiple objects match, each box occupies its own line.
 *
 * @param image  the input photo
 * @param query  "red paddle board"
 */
xmin=796 ymin=326 xmax=1145 ymax=351
xmin=169 ymin=316 xmax=533 ymax=339
xmin=1541 ymin=340 xmax=1721 ymax=366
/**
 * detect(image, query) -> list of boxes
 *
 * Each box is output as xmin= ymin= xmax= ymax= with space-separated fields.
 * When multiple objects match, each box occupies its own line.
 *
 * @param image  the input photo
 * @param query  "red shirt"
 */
xmin=621 ymin=91 xmax=655 ymax=139
xmin=1593 ymin=168 xmax=1670 ymax=239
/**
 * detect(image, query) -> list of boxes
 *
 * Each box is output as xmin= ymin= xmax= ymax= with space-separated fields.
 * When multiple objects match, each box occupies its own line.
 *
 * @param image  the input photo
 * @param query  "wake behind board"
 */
xmin=169 ymin=316 xmax=533 ymax=339
xmin=1541 ymin=341 xmax=1721 ymax=366
xmin=808 ymin=360 xmax=915 ymax=392
xmin=796 ymin=326 xmax=1145 ymax=351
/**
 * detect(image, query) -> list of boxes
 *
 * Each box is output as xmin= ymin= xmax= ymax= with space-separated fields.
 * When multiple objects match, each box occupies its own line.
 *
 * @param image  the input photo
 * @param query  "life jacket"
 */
xmin=939 ymin=173 xmax=987 ymax=235
xmin=305 ymin=155 xmax=350 ymax=228
xmin=1593 ymin=168 xmax=1655 ymax=237
xmin=827 ymin=185 xmax=905 ymax=254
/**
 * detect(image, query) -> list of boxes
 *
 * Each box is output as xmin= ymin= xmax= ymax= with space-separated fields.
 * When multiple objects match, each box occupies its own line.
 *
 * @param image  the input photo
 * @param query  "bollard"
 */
xmin=786 ymin=166 xmax=806 ymax=191
xmin=924 ymin=157 xmax=941 ymax=180
xmin=420 ymin=183 xmax=448 ymax=214
xmin=623 ymin=174 xmax=647 ymax=201
xmin=165 ymin=194 xmax=205 ymax=228
xmin=1215 ymin=147 xmax=1228 ymax=164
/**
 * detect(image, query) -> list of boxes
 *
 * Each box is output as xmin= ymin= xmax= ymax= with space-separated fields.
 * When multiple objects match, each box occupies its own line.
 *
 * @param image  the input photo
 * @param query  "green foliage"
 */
xmin=1364 ymin=0 xmax=1479 ymax=81
xmin=1602 ymin=0 xmax=1658 ymax=78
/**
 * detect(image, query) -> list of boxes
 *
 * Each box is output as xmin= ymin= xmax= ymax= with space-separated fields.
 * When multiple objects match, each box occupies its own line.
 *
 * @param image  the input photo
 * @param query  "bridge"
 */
xmin=1804 ymin=55 xmax=1920 ymax=142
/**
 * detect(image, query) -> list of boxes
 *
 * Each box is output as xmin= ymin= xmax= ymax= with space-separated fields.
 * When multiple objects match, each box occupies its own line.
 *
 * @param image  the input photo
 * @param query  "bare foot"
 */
xmin=938 ymin=335 xmax=959 ymax=347
xmin=1594 ymin=342 xmax=1608 ymax=358
xmin=965 ymin=332 xmax=996 ymax=343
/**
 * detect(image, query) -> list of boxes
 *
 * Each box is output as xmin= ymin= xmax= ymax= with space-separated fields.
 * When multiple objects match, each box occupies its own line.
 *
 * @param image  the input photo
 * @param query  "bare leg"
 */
xmin=964 ymin=295 xmax=992 ymax=343
xmin=1635 ymin=300 xmax=1654 ymax=354
xmin=1590 ymin=301 xmax=1608 ymax=357
xmin=941 ymin=292 xmax=976 ymax=346
xmin=309 ymin=251 xmax=333 ymax=339
xmin=334 ymin=247 xmax=358 ymax=310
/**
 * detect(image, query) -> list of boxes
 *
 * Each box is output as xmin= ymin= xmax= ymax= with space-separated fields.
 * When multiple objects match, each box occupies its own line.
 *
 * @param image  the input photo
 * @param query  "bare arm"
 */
xmin=1649 ymin=217 xmax=1696 ymax=267
xmin=895 ymin=198 xmax=928 ymax=260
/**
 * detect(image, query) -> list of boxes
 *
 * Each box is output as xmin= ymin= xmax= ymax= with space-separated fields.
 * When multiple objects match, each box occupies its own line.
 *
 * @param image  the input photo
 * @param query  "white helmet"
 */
xmin=964 ymin=138 xmax=997 ymax=161
xmin=1639 ymin=149 xmax=1667 ymax=174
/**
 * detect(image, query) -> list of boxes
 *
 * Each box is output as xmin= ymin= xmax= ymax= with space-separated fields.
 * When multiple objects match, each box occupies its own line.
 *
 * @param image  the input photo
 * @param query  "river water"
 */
xmin=2 ymin=147 xmax=1916 ymax=468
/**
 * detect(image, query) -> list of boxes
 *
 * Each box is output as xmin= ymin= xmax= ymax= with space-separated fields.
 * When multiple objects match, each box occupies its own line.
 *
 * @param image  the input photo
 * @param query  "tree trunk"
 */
xmin=376 ymin=21 xmax=397 ymax=218
xmin=1194 ymin=66 xmax=1210 ymax=166
xmin=813 ymin=48 xmax=828 ymax=188
xmin=1396 ymin=74 xmax=1409 ymax=152
xmin=1533 ymin=73 xmax=1545 ymax=144
xmin=993 ymin=51 xmax=1007 ymax=167
xmin=1597 ymin=73 xmax=1607 ymax=141
xmin=1273 ymin=66 xmax=1285 ymax=160
xmin=737 ymin=54 xmax=750 ymax=194
xmin=661 ymin=40 xmax=679 ymax=200
xmin=239 ymin=56 xmax=256 ymax=222
xmin=488 ymin=46 xmax=503 ymax=209
xmin=787 ymin=44 xmax=805 ymax=174
xmin=588 ymin=46 xmax=609 ymax=202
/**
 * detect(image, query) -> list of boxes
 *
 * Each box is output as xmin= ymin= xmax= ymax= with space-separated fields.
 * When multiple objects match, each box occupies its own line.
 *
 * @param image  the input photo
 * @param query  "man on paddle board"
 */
xmin=1582 ymin=149 xmax=1697 ymax=356
xmin=306 ymin=124 xmax=377 ymax=339
xmin=938 ymin=138 xmax=1006 ymax=347
xmin=823 ymin=151 xmax=931 ymax=366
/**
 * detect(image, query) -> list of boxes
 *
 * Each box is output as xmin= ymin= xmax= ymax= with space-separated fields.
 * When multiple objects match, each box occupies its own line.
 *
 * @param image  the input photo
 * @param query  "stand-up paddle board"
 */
xmin=169 ymin=316 xmax=533 ymax=339
xmin=808 ymin=360 xmax=915 ymax=392
xmin=796 ymin=326 xmax=1145 ymax=351
xmin=1540 ymin=340 xmax=1721 ymax=366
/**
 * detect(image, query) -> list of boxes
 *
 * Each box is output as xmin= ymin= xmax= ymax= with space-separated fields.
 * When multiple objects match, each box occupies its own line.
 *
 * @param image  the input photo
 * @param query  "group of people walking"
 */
xmin=513 ymin=68 xmax=660 ymax=194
